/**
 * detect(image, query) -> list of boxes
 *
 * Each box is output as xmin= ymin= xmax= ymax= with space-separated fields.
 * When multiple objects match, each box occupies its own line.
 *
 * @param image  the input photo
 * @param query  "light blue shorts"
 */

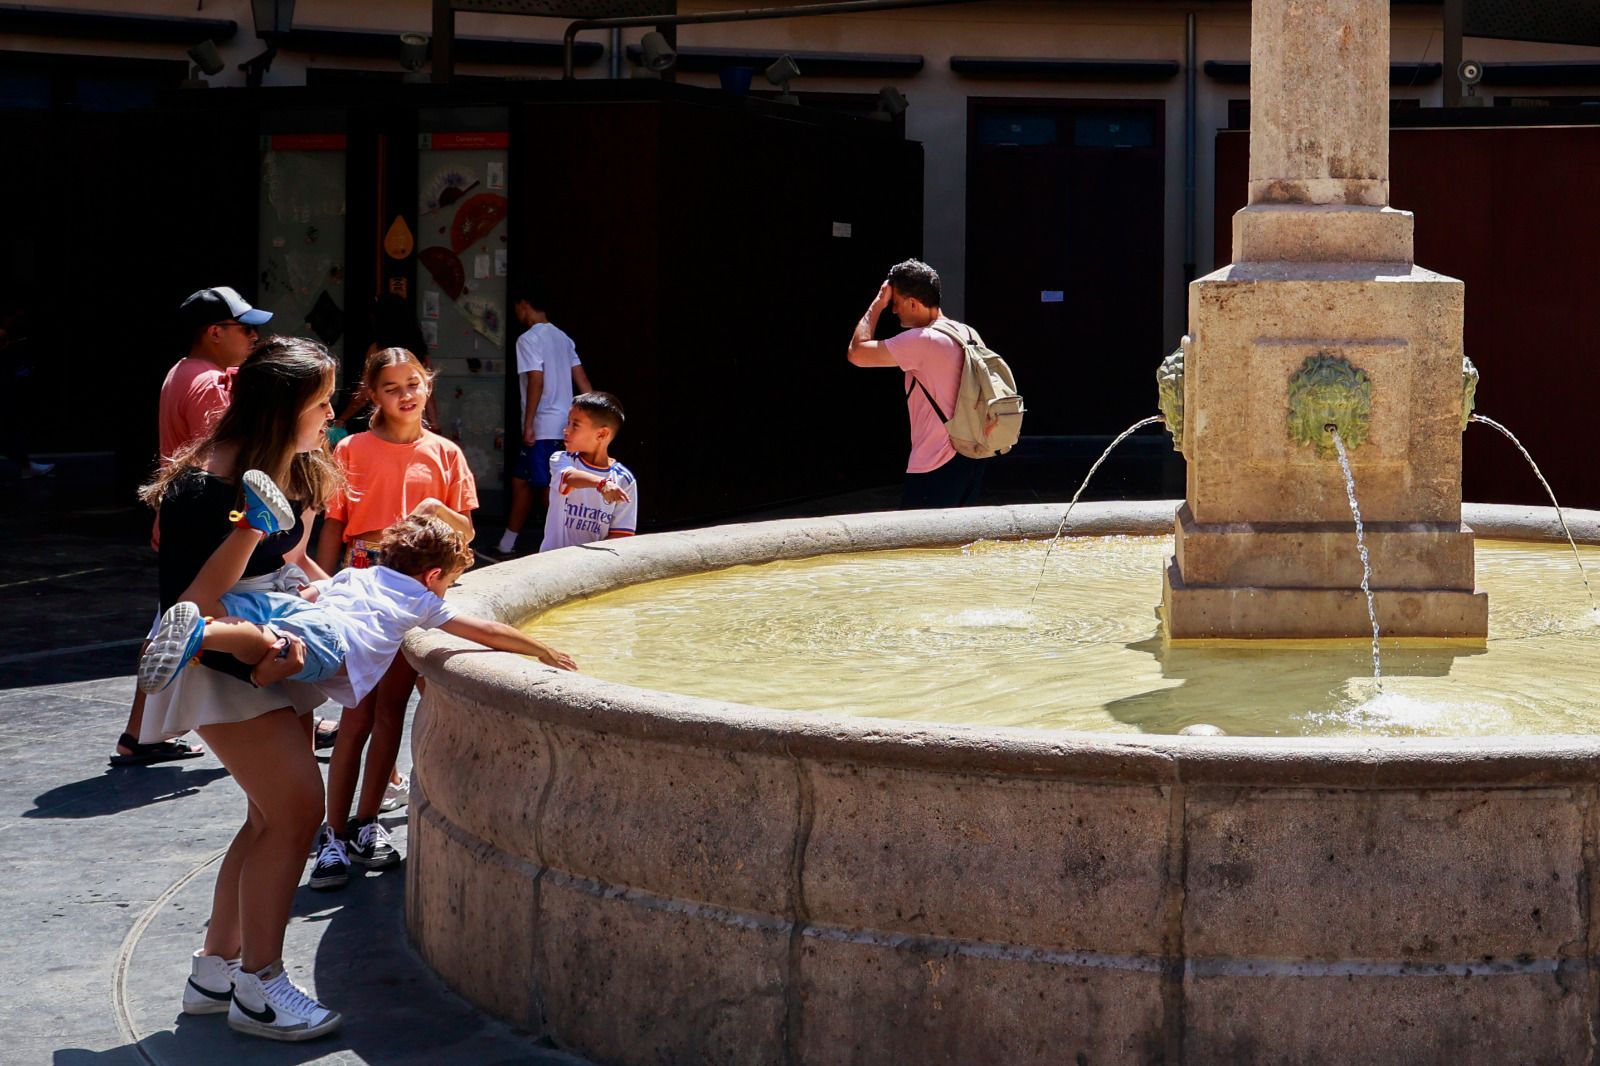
xmin=218 ymin=590 xmax=348 ymax=684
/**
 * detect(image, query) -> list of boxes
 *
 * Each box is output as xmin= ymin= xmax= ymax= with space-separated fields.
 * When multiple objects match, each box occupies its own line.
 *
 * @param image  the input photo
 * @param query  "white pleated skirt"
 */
xmin=138 ymin=567 xmax=331 ymax=743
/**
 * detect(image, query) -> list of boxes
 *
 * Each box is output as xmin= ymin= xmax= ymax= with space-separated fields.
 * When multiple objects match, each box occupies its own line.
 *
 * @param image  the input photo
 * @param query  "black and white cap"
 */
xmin=179 ymin=286 xmax=273 ymax=329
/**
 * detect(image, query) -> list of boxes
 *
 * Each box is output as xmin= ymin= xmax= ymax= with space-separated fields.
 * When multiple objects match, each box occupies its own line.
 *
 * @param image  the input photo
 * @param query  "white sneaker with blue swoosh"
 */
xmin=180 ymin=951 xmax=239 ymax=1014
xmin=228 ymin=960 xmax=341 ymax=1041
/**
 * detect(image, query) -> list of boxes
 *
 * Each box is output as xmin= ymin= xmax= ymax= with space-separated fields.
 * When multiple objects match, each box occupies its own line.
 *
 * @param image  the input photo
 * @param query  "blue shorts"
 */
xmin=218 ymin=590 xmax=348 ymax=684
xmin=512 ymin=439 xmax=563 ymax=487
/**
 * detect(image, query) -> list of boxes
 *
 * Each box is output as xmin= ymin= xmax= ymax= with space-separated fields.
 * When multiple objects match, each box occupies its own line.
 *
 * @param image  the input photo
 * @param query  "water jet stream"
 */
xmin=1331 ymin=432 xmax=1382 ymax=688
xmin=1470 ymin=414 xmax=1596 ymax=612
xmin=1028 ymin=415 xmax=1164 ymax=607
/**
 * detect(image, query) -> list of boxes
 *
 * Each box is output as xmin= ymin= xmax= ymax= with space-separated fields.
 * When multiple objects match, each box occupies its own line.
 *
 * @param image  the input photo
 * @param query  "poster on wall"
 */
xmin=257 ymin=135 xmax=347 ymax=362
xmin=417 ymin=131 xmax=509 ymax=490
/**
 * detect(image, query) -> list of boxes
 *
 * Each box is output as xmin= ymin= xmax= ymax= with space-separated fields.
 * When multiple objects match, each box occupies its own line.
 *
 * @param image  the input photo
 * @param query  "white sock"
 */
xmin=498 ymin=530 xmax=518 ymax=553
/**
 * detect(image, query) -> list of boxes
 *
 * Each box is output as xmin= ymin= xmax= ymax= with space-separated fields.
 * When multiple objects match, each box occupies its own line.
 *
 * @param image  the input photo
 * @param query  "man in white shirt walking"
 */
xmin=497 ymin=292 xmax=592 ymax=556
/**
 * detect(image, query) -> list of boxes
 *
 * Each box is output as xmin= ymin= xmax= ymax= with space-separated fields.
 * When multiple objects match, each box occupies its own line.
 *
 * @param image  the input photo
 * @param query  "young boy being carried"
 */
xmin=540 ymin=391 xmax=638 ymax=551
xmin=138 ymin=471 xmax=576 ymax=702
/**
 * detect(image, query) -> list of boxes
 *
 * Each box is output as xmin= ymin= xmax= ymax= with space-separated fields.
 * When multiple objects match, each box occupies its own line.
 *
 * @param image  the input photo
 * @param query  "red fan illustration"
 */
xmin=450 ymin=193 xmax=508 ymax=253
xmin=418 ymin=246 xmax=465 ymax=301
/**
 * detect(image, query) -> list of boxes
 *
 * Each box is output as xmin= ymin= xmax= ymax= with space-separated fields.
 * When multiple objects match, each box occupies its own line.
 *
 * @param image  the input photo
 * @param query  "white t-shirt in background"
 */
xmin=516 ymin=322 xmax=583 ymax=441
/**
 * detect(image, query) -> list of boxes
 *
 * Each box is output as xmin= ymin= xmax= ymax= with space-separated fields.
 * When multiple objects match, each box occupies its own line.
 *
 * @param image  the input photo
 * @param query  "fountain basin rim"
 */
xmin=406 ymin=499 xmax=1600 ymax=789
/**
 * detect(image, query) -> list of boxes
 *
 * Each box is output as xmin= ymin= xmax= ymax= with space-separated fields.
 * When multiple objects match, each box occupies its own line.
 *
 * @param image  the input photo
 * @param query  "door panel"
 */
xmin=967 ymin=99 xmax=1165 ymax=436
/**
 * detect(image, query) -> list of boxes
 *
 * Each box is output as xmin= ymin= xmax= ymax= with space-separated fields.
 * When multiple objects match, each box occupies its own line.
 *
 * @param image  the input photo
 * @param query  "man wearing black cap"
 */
xmin=110 ymin=286 xmax=274 ymax=767
xmin=156 ymin=286 xmax=273 ymax=464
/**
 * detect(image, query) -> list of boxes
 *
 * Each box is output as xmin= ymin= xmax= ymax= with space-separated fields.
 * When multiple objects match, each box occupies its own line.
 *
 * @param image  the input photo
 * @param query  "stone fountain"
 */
xmin=400 ymin=1 xmax=1600 ymax=1061
xmin=1161 ymin=0 xmax=1486 ymax=640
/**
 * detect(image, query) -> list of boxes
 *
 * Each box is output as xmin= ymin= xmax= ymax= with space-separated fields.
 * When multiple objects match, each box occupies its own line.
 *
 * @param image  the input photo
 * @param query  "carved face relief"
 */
xmin=1461 ymin=355 xmax=1479 ymax=432
xmin=1156 ymin=339 xmax=1187 ymax=455
xmin=1287 ymin=353 xmax=1373 ymax=459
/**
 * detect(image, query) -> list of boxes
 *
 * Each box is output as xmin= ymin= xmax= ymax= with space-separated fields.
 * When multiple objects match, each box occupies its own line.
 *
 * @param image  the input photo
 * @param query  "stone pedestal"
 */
xmin=1165 ymin=262 xmax=1488 ymax=641
xmin=1163 ymin=0 xmax=1487 ymax=640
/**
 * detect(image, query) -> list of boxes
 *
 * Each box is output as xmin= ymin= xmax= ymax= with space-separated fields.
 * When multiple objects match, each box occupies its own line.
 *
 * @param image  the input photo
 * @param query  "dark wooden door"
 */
xmin=966 ymin=99 xmax=1166 ymax=436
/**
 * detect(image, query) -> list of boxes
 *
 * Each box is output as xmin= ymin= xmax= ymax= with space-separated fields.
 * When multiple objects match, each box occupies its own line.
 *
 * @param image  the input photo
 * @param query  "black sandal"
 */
xmin=108 ymin=732 xmax=205 ymax=767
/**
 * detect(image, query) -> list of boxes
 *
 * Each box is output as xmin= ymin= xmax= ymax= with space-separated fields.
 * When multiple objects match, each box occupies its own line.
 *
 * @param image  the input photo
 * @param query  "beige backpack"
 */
xmin=905 ymin=320 xmax=1025 ymax=459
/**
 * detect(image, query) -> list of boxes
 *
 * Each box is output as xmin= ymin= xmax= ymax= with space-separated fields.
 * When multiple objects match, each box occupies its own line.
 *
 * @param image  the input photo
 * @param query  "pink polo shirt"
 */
xmin=158 ymin=356 xmax=234 ymax=462
xmin=885 ymin=324 xmax=962 ymax=474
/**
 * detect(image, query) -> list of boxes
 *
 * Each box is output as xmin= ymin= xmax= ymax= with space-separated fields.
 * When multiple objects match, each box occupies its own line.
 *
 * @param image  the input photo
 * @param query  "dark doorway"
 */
xmin=966 ymin=98 xmax=1165 ymax=436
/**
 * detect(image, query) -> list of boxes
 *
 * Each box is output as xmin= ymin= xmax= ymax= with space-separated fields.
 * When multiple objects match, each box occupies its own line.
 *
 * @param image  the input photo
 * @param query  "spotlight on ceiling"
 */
xmin=183 ymin=39 xmax=224 ymax=87
xmin=765 ymin=54 xmax=800 ymax=105
xmin=639 ymin=31 xmax=676 ymax=73
xmin=873 ymin=85 xmax=909 ymax=121
xmin=399 ymin=32 xmax=430 ymax=83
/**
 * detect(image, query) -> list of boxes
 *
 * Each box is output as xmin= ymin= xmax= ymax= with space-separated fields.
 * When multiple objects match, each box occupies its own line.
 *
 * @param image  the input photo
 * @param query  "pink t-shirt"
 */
xmin=158 ymin=356 xmax=234 ymax=462
xmin=152 ymin=356 xmax=235 ymax=550
xmin=885 ymin=325 xmax=962 ymax=474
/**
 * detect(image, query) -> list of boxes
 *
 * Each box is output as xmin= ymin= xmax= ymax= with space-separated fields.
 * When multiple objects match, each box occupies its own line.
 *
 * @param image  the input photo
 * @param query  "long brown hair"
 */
xmin=140 ymin=336 xmax=342 ymax=510
xmin=363 ymin=346 xmax=434 ymax=433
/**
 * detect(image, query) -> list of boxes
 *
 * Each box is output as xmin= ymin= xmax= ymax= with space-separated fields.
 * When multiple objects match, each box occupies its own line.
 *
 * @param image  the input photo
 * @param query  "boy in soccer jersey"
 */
xmin=539 ymin=391 xmax=639 ymax=551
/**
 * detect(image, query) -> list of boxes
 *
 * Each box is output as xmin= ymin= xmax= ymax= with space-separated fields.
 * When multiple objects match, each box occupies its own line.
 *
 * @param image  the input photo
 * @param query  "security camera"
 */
xmin=1458 ymin=60 xmax=1483 ymax=86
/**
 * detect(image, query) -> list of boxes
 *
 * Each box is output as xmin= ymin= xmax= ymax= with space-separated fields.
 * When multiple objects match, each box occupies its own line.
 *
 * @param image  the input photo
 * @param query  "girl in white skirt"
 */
xmin=138 ymin=336 xmax=344 ymax=1042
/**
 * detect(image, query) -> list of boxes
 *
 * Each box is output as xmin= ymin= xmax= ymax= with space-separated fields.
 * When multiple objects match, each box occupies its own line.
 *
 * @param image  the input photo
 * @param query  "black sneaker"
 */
xmin=308 ymin=824 xmax=349 ymax=890
xmin=346 ymin=817 xmax=401 ymax=869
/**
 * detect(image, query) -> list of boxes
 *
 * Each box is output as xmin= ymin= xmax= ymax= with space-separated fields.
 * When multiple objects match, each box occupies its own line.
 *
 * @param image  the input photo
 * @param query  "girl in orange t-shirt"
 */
xmin=310 ymin=346 xmax=478 ymax=886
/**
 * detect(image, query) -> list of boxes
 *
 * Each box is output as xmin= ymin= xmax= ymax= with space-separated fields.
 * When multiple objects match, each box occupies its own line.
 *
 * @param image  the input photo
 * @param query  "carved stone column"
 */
xmin=1164 ymin=0 xmax=1487 ymax=639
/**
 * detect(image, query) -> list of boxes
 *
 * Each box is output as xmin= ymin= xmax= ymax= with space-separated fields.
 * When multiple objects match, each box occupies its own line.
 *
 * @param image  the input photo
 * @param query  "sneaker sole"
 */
xmin=308 ymin=873 xmax=349 ymax=890
xmin=138 ymin=602 xmax=203 ymax=694
xmin=348 ymin=850 xmax=402 ymax=870
xmin=242 ymin=470 xmax=295 ymax=533
xmin=228 ymin=1008 xmax=343 ymax=1042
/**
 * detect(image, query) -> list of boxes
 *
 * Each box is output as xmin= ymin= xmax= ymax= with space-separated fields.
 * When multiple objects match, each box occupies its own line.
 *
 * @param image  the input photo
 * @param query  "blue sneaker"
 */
xmin=138 ymin=602 xmax=206 ymax=694
xmin=237 ymin=470 xmax=294 ymax=534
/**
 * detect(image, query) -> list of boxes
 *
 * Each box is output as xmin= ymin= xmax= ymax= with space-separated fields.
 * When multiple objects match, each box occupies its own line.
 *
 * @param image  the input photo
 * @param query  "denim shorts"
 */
xmin=218 ymin=590 xmax=348 ymax=684
xmin=512 ymin=439 xmax=563 ymax=487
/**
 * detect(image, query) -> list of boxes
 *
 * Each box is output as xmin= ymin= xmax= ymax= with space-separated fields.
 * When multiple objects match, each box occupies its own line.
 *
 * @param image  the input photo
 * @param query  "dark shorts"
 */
xmin=901 ymin=453 xmax=986 ymax=510
xmin=512 ymin=439 xmax=563 ymax=487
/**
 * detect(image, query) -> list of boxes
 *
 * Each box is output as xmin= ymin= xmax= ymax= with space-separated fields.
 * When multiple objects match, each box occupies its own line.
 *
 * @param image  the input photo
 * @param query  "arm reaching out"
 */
xmin=557 ymin=468 xmax=629 ymax=503
xmin=439 ymin=615 xmax=578 ymax=671
xmin=409 ymin=496 xmax=475 ymax=537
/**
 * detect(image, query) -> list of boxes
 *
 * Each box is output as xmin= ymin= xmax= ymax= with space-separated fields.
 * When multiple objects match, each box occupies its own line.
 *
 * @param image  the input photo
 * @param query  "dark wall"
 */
xmin=2 ymin=86 xmax=920 ymax=526
xmin=0 ymin=108 xmax=257 ymax=489
xmin=515 ymin=98 xmax=919 ymax=528
xmin=1215 ymin=124 xmax=1600 ymax=508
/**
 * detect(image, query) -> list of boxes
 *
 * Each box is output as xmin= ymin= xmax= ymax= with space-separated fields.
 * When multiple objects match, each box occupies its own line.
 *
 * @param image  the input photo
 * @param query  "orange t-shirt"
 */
xmin=325 ymin=429 xmax=479 ymax=538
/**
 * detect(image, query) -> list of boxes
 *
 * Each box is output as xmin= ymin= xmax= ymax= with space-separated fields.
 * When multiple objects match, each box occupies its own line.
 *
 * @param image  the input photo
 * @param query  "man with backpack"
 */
xmin=847 ymin=259 xmax=1022 ymax=508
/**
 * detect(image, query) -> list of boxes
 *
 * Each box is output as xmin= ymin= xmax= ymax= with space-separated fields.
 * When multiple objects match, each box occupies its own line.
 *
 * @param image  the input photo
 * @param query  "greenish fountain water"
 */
xmin=525 ymin=536 xmax=1600 ymax=738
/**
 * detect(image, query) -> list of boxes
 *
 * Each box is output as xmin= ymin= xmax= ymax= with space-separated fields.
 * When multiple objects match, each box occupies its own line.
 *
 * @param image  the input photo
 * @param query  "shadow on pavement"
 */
xmin=25 ymin=765 xmax=232 ymax=819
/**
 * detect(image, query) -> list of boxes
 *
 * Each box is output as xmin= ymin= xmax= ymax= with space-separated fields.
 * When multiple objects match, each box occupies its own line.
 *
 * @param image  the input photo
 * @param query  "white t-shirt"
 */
xmin=516 ymin=323 xmax=582 ymax=441
xmin=540 ymin=451 xmax=639 ymax=552
xmin=309 ymin=566 xmax=458 ymax=706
